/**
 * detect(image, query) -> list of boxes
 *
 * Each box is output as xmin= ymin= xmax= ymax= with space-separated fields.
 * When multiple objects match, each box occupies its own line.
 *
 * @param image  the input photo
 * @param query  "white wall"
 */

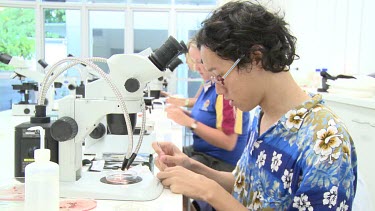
xmin=220 ymin=0 xmax=375 ymax=76
xmin=280 ymin=0 xmax=374 ymax=76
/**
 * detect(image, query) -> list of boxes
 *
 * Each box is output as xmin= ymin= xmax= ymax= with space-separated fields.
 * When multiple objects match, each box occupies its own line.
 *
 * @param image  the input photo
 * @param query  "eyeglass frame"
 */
xmin=211 ymin=57 xmax=242 ymax=85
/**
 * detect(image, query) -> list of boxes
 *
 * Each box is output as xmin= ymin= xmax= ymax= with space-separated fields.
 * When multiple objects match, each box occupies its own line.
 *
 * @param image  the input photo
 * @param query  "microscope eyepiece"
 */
xmin=179 ymin=41 xmax=188 ymax=54
xmin=38 ymin=59 xmax=49 ymax=69
xmin=0 ymin=53 xmax=12 ymax=65
xmin=148 ymin=36 xmax=186 ymax=71
xmin=168 ymin=57 xmax=183 ymax=72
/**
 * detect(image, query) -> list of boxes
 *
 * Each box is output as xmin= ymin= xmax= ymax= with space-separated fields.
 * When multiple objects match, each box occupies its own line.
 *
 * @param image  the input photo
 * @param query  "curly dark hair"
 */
xmin=196 ymin=1 xmax=298 ymax=73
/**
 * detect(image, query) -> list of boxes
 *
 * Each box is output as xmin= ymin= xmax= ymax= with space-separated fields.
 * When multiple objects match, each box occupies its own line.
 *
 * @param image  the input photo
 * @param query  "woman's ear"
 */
xmin=250 ymin=44 xmax=264 ymax=64
xmin=250 ymin=50 xmax=263 ymax=64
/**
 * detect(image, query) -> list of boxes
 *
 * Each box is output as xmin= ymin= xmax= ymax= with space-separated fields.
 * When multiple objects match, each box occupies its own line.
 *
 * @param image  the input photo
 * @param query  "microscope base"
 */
xmin=60 ymin=169 xmax=163 ymax=201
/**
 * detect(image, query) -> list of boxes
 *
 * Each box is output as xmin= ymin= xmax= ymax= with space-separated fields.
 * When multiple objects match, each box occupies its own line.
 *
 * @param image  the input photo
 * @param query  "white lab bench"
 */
xmin=0 ymin=109 xmax=183 ymax=211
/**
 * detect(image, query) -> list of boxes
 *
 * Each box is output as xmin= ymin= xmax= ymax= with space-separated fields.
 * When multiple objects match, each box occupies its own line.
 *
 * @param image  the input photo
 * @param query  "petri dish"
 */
xmin=105 ymin=170 xmax=139 ymax=185
xmin=0 ymin=183 xmax=25 ymax=201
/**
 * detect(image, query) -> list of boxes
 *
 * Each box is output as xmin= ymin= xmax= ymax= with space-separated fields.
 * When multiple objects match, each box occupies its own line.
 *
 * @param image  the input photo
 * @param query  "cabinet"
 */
xmin=321 ymin=93 xmax=375 ymax=209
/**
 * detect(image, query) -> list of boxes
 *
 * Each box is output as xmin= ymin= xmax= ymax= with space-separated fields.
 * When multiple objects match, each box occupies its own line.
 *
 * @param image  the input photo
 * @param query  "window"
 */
xmin=0 ymin=2 xmax=216 ymax=111
xmin=42 ymin=0 xmax=81 ymax=2
xmin=133 ymin=11 xmax=169 ymax=53
xmin=175 ymin=0 xmax=216 ymax=6
xmin=0 ymin=7 xmax=36 ymax=111
xmin=44 ymin=9 xmax=81 ymax=64
xmin=0 ymin=8 xmax=36 ymax=68
xmin=89 ymin=10 xmax=125 ymax=72
xmin=131 ymin=0 xmax=171 ymax=5
xmin=88 ymin=0 xmax=126 ymax=2
xmin=175 ymin=12 xmax=209 ymax=97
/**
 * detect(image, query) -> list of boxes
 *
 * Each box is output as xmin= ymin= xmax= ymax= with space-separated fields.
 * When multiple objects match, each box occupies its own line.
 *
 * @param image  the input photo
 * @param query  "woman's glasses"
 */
xmin=211 ymin=58 xmax=242 ymax=85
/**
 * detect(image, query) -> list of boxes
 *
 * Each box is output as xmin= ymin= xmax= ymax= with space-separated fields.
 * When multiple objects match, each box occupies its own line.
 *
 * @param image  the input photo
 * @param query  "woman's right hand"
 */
xmin=152 ymin=141 xmax=191 ymax=171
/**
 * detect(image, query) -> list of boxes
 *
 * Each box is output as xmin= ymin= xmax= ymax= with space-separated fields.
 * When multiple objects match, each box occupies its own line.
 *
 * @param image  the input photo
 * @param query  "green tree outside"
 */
xmin=0 ymin=8 xmax=66 ymax=71
xmin=0 ymin=8 xmax=35 ymax=70
xmin=45 ymin=9 xmax=66 ymax=23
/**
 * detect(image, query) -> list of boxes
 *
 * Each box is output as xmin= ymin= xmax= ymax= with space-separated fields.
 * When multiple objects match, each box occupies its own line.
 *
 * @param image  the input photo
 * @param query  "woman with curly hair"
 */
xmin=153 ymin=1 xmax=357 ymax=210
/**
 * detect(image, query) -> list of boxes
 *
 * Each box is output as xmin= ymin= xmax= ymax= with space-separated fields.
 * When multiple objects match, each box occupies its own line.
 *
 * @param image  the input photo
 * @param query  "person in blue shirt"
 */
xmin=166 ymin=38 xmax=250 ymax=172
xmin=152 ymin=1 xmax=357 ymax=211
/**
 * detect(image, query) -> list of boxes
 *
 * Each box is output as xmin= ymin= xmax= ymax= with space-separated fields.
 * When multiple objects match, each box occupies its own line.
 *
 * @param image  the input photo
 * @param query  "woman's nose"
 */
xmin=195 ymin=64 xmax=204 ymax=71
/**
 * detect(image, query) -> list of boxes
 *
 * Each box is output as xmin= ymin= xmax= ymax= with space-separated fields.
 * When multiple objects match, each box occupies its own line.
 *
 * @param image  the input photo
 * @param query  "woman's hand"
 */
xmin=152 ymin=141 xmax=192 ymax=171
xmin=165 ymin=105 xmax=193 ymax=127
xmin=157 ymin=166 xmax=219 ymax=201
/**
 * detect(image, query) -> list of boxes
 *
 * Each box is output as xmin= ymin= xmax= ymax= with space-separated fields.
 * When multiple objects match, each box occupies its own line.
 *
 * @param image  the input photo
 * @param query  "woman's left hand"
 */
xmin=157 ymin=166 xmax=218 ymax=201
xmin=165 ymin=105 xmax=191 ymax=127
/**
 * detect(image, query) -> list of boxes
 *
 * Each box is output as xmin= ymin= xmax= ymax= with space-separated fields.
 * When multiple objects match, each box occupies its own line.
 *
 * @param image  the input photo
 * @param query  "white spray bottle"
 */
xmin=24 ymin=126 xmax=59 ymax=211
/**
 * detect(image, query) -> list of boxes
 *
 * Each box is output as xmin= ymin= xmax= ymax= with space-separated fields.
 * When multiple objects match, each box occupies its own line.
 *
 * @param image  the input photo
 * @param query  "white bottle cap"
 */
xmin=27 ymin=126 xmax=51 ymax=162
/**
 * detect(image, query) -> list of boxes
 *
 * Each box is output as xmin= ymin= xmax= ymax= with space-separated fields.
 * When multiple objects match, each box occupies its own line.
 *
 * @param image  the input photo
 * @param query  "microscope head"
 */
xmin=143 ymin=40 xmax=185 ymax=99
xmin=102 ymin=36 xmax=186 ymax=100
xmin=84 ymin=36 xmax=186 ymax=134
xmin=0 ymin=53 xmax=30 ymax=69
xmin=148 ymin=36 xmax=186 ymax=71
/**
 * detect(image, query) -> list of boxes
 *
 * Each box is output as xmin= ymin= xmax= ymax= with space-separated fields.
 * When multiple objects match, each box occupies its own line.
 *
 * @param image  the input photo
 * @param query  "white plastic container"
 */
xmin=24 ymin=126 xmax=59 ymax=211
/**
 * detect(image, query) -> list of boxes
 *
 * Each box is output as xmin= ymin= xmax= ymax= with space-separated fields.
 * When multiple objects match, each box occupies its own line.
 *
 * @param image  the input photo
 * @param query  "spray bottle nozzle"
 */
xmin=27 ymin=126 xmax=50 ymax=162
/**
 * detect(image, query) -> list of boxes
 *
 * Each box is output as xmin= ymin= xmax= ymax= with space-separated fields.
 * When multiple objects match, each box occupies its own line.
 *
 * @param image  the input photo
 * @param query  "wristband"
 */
xmin=190 ymin=120 xmax=198 ymax=131
xmin=184 ymin=98 xmax=189 ymax=107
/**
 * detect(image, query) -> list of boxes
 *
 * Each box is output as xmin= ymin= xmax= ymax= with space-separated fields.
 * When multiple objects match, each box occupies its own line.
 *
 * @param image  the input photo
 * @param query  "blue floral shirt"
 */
xmin=232 ymin=94 xmax=357 ymax=210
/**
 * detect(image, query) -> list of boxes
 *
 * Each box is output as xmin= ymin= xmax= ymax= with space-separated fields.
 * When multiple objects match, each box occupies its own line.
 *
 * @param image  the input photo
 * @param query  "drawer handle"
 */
xmin=352 ymin=119 xmax=375 ymax=127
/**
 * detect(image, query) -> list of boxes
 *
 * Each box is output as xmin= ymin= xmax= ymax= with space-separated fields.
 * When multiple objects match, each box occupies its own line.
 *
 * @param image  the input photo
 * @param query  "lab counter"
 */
xmin=0 ymin=109 xmax=183 ymax=211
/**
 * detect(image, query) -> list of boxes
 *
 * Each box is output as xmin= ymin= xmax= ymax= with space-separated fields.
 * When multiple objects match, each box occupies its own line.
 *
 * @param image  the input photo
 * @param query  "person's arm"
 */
xmin=205 ymin=186 xmax=248 ymax=211
xmin=166 ymin=97 xmax=196 ymax=107
xmin=157 ymin=165 xmax=247 ymax=211
xmin=160 ymin=90 xmax=170 ymax=97
xmin=154 ymin=141 xmax=247 ymax=210
xmin=189 ymin=120 xmax=238 ymax=151
xmin=165 ymin=106 xmax=238 ymax=150
xmin=165 ymin=84 xmax=201 ymax=107
xmin=188 ymin=158 xmax=235 ymax=192
xmin=194 ymin=84 xmax=203 ymax=98
xmin=185 ymin=97 xmax=197 ymax=107
xmin=284 ymin=119 xmax=357 ymax=210
xmin=153 ymin=141 xmax=235 ymax=192
xmin=192 ymin=95 xmax=247 ymax=150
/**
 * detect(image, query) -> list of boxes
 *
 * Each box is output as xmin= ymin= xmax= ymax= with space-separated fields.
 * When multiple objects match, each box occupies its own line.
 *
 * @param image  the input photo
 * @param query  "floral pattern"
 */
xmin=271 ymin=151 xmax=283 ymax=172
xmin=285 ymin=108 xmax=308 ymax=129
xmin=256 ymin=150 xmax=267 ymax=169
xmin=337 ymin=200 xmax=349 ymax=211
xmin=282 ymin=169 xmax=293 ymax=194
xmin=232 ymin=94 xmax=357 ymax=210
xmin=293 ymin=193 xmax=313 ymax=211
xmin=323 ymin=186 xmax=338 ymax=208
xmin=313 ymin=119 xmax=343 ymax=164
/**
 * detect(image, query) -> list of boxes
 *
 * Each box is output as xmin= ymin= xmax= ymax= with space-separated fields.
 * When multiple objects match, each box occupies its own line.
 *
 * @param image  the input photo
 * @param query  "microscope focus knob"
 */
xmin=89 ymin=123 xmax=106 ymax=139
xmin=68 ymin=84 xmax=76 ymax=90
xmin=124 ymin=78 xmax=140 ymax=93
xmin=50 ymin=116 xmax=78 ymax=142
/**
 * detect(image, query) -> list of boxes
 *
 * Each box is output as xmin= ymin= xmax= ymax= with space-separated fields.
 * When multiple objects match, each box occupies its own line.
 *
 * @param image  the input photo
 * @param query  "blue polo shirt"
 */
xmin=191 ymin=82 xmax=250 ymax=166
